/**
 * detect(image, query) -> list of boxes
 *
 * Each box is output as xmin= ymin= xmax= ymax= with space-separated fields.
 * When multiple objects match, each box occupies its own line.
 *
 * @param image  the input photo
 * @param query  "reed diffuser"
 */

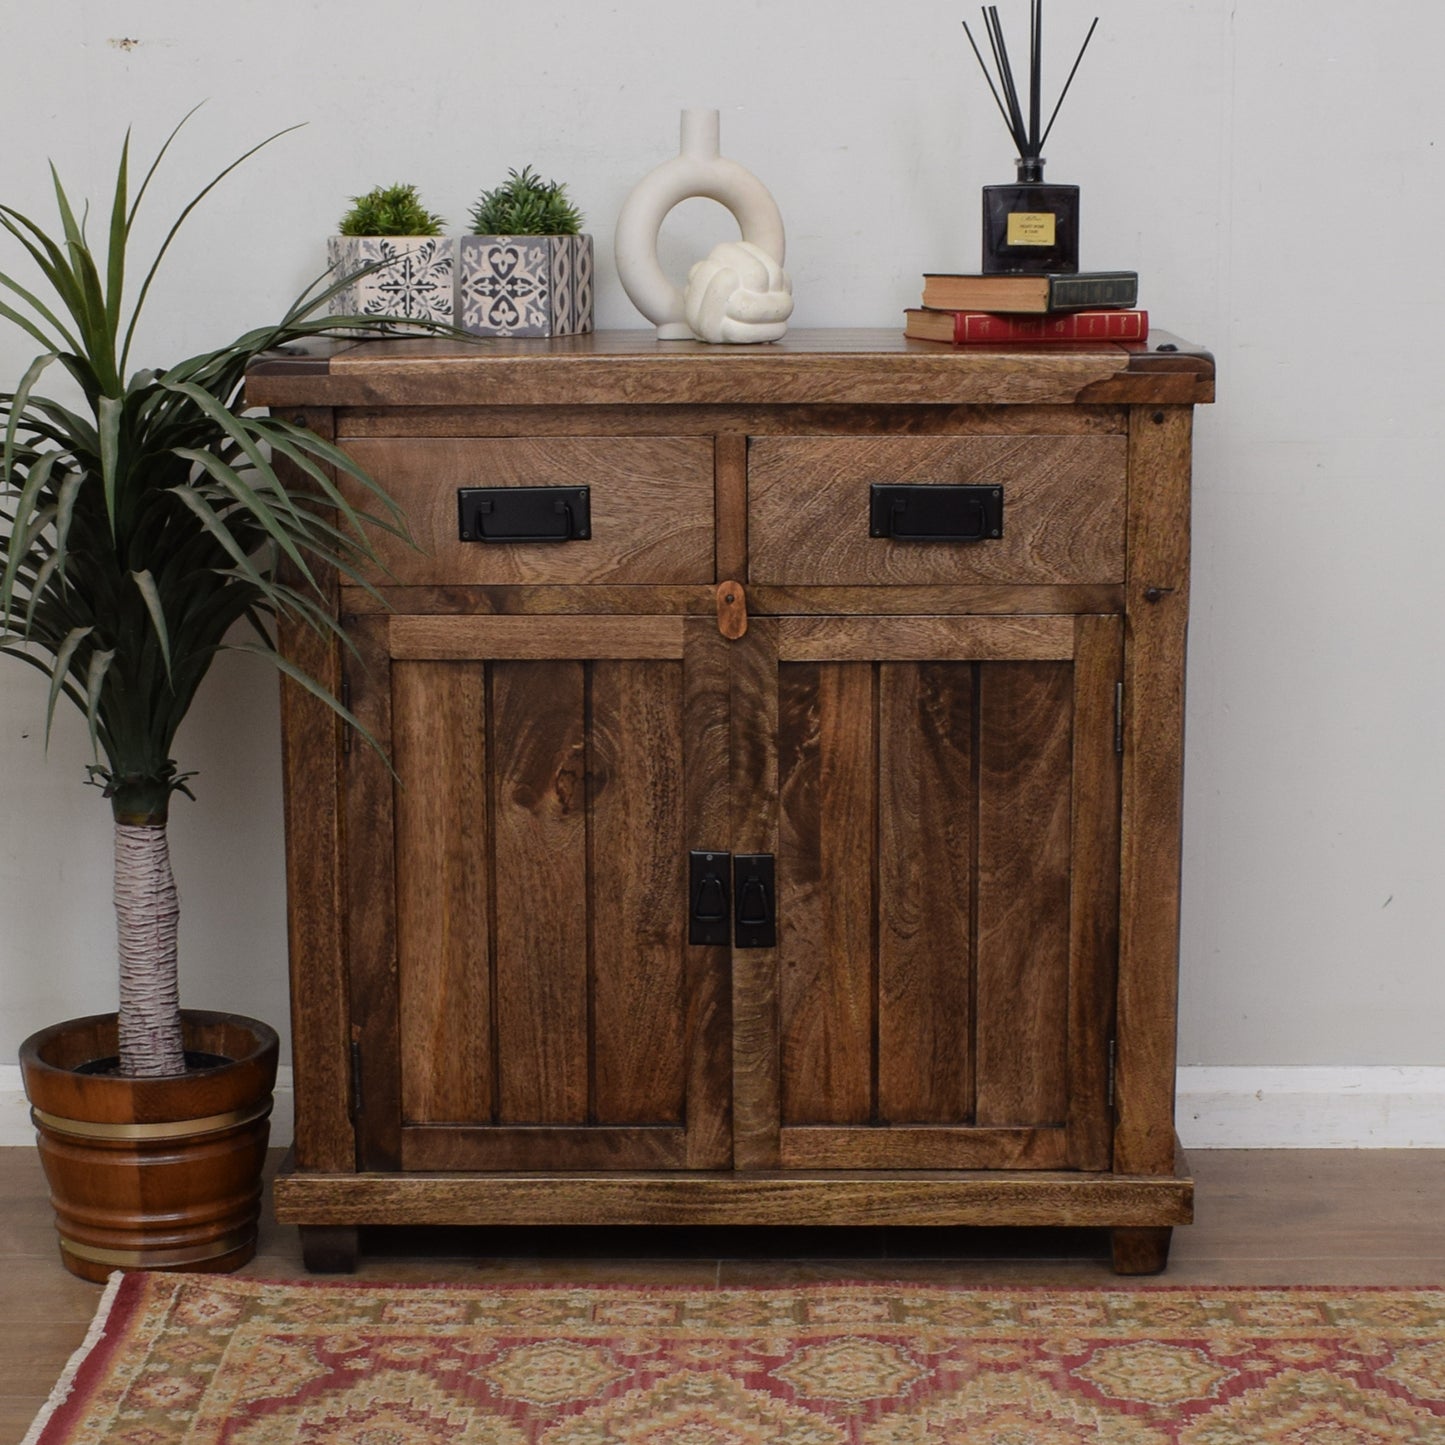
xmin=963 ymin=1 xmax=1098 ymax=274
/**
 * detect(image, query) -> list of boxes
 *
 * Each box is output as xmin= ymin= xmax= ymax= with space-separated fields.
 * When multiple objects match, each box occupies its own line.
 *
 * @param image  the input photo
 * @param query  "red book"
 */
xmin=905 ymin=308 xmax=1149 ymax=344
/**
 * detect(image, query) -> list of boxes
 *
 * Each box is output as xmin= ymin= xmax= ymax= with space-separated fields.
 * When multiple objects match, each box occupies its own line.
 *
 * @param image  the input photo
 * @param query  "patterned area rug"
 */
xmin=25 ymin=1274 xmax=1445 ymax=1444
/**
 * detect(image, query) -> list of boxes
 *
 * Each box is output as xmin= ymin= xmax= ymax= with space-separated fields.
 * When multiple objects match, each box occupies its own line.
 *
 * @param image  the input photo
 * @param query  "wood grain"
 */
xmin=778 ymin=615 xmax=1075 ymax=662
xmin=730 ymin=618 xmax=781 ymax=1170
xmin=974 ymin=662 xmax=1074 ymax=1128
xmin=777 ymin=662 xmax=875 ymax=1126
xmin=715 ymin=432 xmax=748 ymax=579
xmin=779 ymin=1126 xmax=1068 ymax=1171
xmin=339 ymin=436 xmax=714 ymax=585
xmin=343 ymin=617 xmax=402 ymax=1170
xmin=682 ymin=619 xmax=735 ymax=1169
xmin=390 ymin=614 xmax=685 ymax=660
xmin=491 ymin=661 xmax=590 ymax=1125
xmin=877 ymin=662 xmax=974 ymax=1125
xmin=400 ymin=1127 xmax=688 ymax=1172
xmin=274 ymin=407 xmax=354 ymax=1173
xmin=590 ymin=660 xmax=687 ymax=1125
xmin=272 ymin=1161 xmax=1194 ymax=1229
xmin=247 ymin=329 xmax=1175 ymax=409
xmin=331 ymin=400 xmax=1129 ymax=440
xmin=1067 ymin=617 xmax=1124 ymax=1169
xmin=393 ymin=661 xmax=492 ymax=1125
xmin=749 ymin=435 xmax=1126 ymax=586
xmin=1115 ymin=406 xmax=1194 ymax=1177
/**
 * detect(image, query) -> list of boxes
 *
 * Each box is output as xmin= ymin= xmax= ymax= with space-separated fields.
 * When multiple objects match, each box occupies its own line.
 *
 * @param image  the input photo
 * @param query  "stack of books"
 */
xmin=904 ymin=270 xmax=1145 ymax=345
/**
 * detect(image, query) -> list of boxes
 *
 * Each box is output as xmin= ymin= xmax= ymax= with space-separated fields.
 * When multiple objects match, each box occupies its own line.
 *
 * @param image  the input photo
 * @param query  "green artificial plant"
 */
xmin=0 ymin=115 xmax=411 ymax=1077
xmin=338 ymin=182 xmax=445 ymax=236
xmin=468 ymin=166 xmax=584 ymax=236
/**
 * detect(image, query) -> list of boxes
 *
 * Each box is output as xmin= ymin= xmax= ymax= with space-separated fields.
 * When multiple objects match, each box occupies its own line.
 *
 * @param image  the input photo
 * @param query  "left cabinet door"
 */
xmin=342 ymin=612 xmax=734 ymax=1173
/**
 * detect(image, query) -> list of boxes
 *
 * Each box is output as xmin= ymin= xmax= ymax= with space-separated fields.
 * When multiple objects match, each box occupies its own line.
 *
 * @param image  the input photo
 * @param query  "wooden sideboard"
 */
xmin=247 ymin=329 xmax=1213 ymax=1275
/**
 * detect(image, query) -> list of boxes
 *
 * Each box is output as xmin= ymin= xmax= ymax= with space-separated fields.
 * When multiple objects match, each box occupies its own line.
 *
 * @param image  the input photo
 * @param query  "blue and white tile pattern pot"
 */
xmin=457 ymin=234 xmax=594 ymax=337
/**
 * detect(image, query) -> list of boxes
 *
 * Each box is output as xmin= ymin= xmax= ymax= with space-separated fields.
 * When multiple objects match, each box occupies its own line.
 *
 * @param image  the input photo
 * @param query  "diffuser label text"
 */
xmin=1007 ymin=212 xmax=1057 ymax=246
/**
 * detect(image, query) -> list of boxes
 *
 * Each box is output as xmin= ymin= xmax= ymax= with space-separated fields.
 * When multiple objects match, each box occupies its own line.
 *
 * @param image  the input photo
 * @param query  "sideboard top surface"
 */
xmin=246 ymin=328 xmax=1214 ymax=411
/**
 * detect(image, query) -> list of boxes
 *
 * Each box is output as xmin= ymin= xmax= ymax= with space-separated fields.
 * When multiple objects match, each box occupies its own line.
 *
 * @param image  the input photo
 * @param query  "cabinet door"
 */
xmin=343 ymin=614 xmax=732 ymax=1172
xmin=734 ymin=614 xmax=1121 ymax=1172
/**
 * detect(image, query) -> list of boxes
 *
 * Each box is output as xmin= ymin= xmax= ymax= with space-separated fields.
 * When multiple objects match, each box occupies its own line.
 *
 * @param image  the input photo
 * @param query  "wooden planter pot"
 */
xmin=19 ymin=1011 xmax=279 ymax=1283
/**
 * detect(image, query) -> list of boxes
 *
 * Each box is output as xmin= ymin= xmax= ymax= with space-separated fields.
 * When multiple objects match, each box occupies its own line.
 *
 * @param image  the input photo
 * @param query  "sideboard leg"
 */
xmin=1111 ymin=1226 xmax=1173 ymax=1275
xmin=300 ymin=1225 xmax=360 ymax=1274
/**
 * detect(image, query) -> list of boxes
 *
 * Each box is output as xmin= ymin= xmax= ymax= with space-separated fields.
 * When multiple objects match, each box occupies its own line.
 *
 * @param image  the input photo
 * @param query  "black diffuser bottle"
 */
xmin=965 ymin=3 xmax=1096 ymax=275
xmin=982 ymin=158 xmax=1078 ymax=274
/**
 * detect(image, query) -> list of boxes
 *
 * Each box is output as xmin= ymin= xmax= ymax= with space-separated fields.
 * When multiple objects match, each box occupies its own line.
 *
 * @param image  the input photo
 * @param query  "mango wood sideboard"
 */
xmin=247 ymin=328 xmax=1213 ymax=1274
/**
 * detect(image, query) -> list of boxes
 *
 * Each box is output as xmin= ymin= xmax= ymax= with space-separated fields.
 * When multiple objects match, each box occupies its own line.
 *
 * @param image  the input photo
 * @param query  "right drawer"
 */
xmin=748 ymin=435 xmax=1126 ymax=586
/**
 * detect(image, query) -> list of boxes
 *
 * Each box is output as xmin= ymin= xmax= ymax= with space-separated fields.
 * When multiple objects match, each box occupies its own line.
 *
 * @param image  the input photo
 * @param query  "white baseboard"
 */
xmin=1174 ymin=1066 xmax=1445 ymax=1149
xmin=2 ymin=1066 xmax=1443 ymax=1150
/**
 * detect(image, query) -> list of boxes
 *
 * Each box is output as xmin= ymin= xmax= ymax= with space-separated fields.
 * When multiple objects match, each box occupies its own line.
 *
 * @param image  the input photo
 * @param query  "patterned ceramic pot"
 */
xmin=457 ymin=234 xmax=593 ymax=337
xmin=327 ymin=236 xmax=455 ymax=326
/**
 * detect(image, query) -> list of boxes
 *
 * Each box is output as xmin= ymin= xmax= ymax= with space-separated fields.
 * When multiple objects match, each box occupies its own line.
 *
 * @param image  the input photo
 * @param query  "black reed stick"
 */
xmin=961 ymin=2 xmax=1098 ymax=164
xmin=1038 ymin=15 xmax=1098 ymax=150
xmin=1028 ymin=0 xmax=1042 ymax=155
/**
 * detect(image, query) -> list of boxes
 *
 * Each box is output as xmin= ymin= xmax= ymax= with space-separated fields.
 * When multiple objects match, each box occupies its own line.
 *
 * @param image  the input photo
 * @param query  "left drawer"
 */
xmin=337 ymin=436 xmax=716 ymax=585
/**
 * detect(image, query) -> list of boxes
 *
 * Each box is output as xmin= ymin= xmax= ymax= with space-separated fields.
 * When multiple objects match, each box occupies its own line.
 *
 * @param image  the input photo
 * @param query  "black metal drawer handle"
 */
xmin=458 ymin=486 xmax=591 ymax=543
xmin=869 ymin=483 xmax=1003 ymax=543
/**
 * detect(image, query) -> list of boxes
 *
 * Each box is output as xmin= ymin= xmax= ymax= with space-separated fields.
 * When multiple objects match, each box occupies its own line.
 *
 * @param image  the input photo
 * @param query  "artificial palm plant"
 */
xmin=1 ymin=117 xmax=405 ymax=1078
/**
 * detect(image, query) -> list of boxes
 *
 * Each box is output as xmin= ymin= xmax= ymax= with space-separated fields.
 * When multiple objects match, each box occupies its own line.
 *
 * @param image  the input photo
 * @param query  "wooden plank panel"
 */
xmin=975 ymin=661 xmax=1074 ymax=1127
xmin=343 ymin=616 xmax=402 ymax=1169
xmin=877 ymin=662 xmax=975 ymax=1124
xmin=715 ymin=432 xmax=748 ymax=580
xmin=338 ymin=436 xmax=715 ymax=585
xmin=754 ymin=584 xmax=1124 ymax=618
xmin=730 ymin=618 xmax=781 ymax=1169
xmin=491 ymin=661 xmax=589 ymax=1124
xmin=401 ymin=1126 xmax=687 ymax=1172
xmin=779 ymin=615 xmax=1074 ymax=662
xmin=347 ymin=584 xmax=1124 ymax=621
xmin=252 ymin=330 xmax=1143 ymax=409
xmin=275 ymin=1159 xmax=1194 ymax=1230
xmin=778 ymin=661 xmax=875 ymax=1125
xmin=273 ymin=406 xmax=355 ymax=1173
xmin=682 ymin=619 xmax=734 ymax=1168
xmin=590 ymin=659 xmax=688 ymax=1125
xmin=1067 ymin=616 xmax=1124 ymax=1169
xmin=1115 ymin=405 xmax=1194 ymax=1176
xmin=331 ymin=401 xmax=1129 ymax=440
xmin=393 ymin=661 xmax=492 ymax=1125
xmin=779 ymin=1126 xmax=1068 ymax=1170
xmin=391 ymin=614 xmax=684 ymax=660
xmin=750 ymin=435 xmax=1126 ymax=586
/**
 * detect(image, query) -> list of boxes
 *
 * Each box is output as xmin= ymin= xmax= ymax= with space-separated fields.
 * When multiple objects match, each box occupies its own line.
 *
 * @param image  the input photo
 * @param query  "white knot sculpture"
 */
xmin=615 ymin=108 xmax=789 ymax=340
xmin=685 ymin=241 xmax=793 ymax=344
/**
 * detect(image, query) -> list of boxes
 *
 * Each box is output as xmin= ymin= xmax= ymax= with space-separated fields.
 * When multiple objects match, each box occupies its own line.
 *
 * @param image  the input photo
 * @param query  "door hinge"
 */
xmin=349 ymin=1035 xmax=364 ymax=1119
xmin=1106 ymin=1037 xmax=1117 ymax=1108
xmin=341 ymin=673 xmax=352 ymax=757
xmin=1114 ymin=681 xmax=1125 ymax=754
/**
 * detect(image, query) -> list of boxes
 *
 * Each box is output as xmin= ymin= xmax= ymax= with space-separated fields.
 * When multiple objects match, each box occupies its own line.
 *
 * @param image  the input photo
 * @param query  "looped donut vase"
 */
xmin=616 ymin=108 xmax=787 ymax=339
xmin=19 ymin=1011 xmax=279 ymax=1283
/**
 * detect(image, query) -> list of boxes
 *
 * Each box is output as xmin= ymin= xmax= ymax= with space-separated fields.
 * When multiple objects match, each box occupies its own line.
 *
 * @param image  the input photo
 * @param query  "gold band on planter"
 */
xmin=59 ymin=1230 xmax=255 ymax=1270
xmin=31 ymin=1100 xmax=272 ymax=1141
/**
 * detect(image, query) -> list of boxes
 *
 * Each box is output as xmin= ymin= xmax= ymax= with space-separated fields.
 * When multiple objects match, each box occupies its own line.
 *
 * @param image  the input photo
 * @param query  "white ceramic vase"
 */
xmin=615 ymin=109 xmax=787 ymax=340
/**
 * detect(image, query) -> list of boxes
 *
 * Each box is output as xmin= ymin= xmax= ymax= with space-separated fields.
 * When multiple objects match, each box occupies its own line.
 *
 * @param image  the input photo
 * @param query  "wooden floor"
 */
xmin=5 ymin=1147 xmax=1445 ymax=1438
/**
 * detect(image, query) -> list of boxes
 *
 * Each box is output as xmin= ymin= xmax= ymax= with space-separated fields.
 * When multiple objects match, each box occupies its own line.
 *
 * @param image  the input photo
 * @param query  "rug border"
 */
xmin=22 ymin=1271 xmax=135 ymax=1445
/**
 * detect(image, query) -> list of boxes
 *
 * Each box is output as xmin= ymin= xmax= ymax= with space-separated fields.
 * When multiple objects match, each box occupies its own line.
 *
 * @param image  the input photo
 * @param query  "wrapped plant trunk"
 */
xmin=114 ymin=813 xmax=184 ymax=1077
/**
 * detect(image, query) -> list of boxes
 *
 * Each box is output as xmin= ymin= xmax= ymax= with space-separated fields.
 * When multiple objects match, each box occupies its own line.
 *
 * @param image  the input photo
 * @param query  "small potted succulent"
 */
xmin=459 ymin=166 xmax=592 ymax=337
xmin=328 ymin=182 xmax=453 ymax=325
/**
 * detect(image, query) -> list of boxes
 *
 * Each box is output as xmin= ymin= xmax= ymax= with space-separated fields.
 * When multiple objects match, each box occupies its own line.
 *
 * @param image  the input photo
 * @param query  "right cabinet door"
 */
xmin=751 ymin=613 xmax=1122 ymax=1173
